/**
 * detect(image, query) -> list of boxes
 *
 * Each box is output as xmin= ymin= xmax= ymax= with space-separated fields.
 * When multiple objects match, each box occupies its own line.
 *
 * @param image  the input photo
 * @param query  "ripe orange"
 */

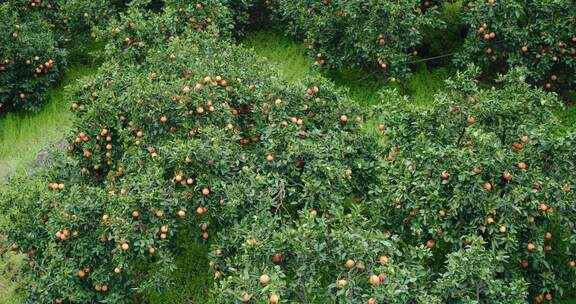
xmin=369 ymin=275 xmax=380 ymax=285
xmin=273 ymin=253 xmax=282 ymax=264
xmin=520 ymin=135 xmax=530 ymax=144
xmin=357 ymin=262 xmax=365 ymax=272
xmin=379 ymin=255 xmax=389 ymax=264
xmin=201 ymin=188 xmax=210 ymax=196
xmin=336 ymin=279 xmax=347 ymax=288
xmin=345 ymin=259 xmax=355 ymax=269
xmin=259 ymin=274 xmax=270 ymax=285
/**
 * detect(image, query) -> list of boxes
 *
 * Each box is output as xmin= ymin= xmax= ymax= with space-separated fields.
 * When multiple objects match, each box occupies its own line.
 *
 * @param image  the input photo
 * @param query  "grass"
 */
xmin=0 ymin=66 xmax=90 ymax=182
xmin=0 ymin=245 xmax=22 ymax=304
xmin=145 ymin=231 xmax=212 ymax=304
xmin=0 ymin=40 xmax=103 ymax=184
xmin=243 ymin=30 xmax=452 ymax=107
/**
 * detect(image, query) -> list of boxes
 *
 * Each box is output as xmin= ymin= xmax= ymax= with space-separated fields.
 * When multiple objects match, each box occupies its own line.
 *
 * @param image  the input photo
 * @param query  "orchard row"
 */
xmin=1 ymin=1 xmax=575 ymax=304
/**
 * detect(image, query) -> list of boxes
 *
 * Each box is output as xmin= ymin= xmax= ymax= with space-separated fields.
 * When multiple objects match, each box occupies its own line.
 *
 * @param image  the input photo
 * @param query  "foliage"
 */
xmin=433 ymin=236 xmax=529 ymax=303
xmin=268 ymin=0 xmax=443 ymax=79
xmin=456 ymin=0 xmax=576 ymax=92
xmin=98 ymin=0 xmax=236 ymax=64
xmin=0 ymin=2 xmax=68 ymax=112
xmin=371 ymin=65 xmax=576 ymax=301
xmin=58 ymin=0 xmax=119 ymax=34
xmin=2 ymin=18 xmax=380 ymax=301
xmin=2 ymin=1 xmax=576 ymax=303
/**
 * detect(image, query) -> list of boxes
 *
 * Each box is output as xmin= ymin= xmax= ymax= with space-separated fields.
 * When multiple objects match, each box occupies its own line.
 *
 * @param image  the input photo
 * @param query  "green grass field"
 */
xmin=0 ymin=248 xmax=22 ymax=304
xmin=243 ymin=31 xmax=452 ymax=107
xmin=0 ymin=66 xmax=87 ymax=182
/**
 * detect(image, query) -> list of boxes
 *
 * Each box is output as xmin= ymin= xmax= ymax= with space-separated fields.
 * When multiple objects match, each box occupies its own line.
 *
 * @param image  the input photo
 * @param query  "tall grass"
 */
xmin=243 ymin=30 xmax=451 ymax=107
xmin=145 ymin=232 xmax=212 ymax=304
xmin=242 ymin=30 xmax=319 ymax=82
xmin=0 ymin=248 xmax=22 ymax=304
xmin=0 ymin=41 xmax=102 ymax=183
xmin=0 ymin=66 xmax=85 ymax=181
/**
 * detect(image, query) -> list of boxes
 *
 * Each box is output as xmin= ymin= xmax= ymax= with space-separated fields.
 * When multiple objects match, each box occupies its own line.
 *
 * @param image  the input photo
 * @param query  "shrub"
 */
xmin=269 ymin=0 xmax=442 ymax=79
xmin=58 ymin=0 xmax=119 ymax=34
xmin=97 ymin=0 xmax=236 ymax=64
xmin=2 ymin=16 xmax=381 ymax=301
xmin=0 ymin=2 xmax=67 ymax=112
xmin=370 ymin=66 xmax=576 ymax=300
xmin=433 ymin=236 xmax=529 ymax=303
xmin=456 ymin=0 xmax=576 ymax=92
xmin=212 ymin=211 xmax=436 ymax=303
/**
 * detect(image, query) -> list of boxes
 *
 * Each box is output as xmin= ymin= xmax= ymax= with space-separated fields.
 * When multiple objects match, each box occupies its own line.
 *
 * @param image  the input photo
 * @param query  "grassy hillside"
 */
xmin=0 ymin=42 xmax=102 ymax=183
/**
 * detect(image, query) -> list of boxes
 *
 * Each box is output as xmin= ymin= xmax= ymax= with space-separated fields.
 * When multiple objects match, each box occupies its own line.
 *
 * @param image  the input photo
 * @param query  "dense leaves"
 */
xmin=457 ymin=0 xmax=576 ymax=91
xmin=0 ymin=2 xmax=67 ymax=112
xmin=269 ymin=0 xmax=442 ymax=79
xmin=1 ymin=1 xmax=576 ymax=304
xmin=371 ymin=66 xmax=576 ymax=300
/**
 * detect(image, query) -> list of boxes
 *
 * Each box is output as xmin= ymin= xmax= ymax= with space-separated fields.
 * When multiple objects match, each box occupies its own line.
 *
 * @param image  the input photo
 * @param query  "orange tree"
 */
xmin=456 ymin=0 xmax=576 ymax=91
xmin=370 ymin=66 xmax=576 ymax=301
xmin=1 ymin=4 xmax=384 ymax=299
xmin=97 ymin=0 xmax=239 ymax=65
xmin=268 ymin=0 xmax=442 ymax=79
xmin=0 ymin=2 xmax=67 ymax=112
xmin=2 ymin=2 xmax=576 ymax=303
xmin=0 ymin=0 xmax=248 ymax=113
xmin=208 ymin=66 xmax=576 ymax=303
